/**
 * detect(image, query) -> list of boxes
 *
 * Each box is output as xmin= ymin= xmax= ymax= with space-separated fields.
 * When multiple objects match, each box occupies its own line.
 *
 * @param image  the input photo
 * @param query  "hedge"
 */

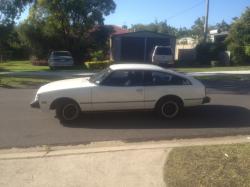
xmin=85 ymin=60 xmax=113 ymax=70
xmin=31 ymin=60 xmax=48 ymax=66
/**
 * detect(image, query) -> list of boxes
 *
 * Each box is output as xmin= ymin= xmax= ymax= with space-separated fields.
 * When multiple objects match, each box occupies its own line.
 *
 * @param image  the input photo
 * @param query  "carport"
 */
xmin=110 ymin=31 xmax=176 ymax=63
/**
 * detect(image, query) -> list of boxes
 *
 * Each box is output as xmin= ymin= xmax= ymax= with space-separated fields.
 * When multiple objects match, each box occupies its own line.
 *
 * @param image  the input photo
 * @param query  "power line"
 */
xmin=166 ymin=0 xmax=204 ymax=20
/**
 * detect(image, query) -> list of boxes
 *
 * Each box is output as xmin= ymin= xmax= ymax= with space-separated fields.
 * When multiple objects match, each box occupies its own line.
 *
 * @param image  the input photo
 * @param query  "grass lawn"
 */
xmin=176 ymin=66 xmax=250 ymax=73
xmin=1 ymin=60 xmax=250 ymax=73
xmin=0 ymin=75 xmax=58 ymax=88
xmin=0 ymin=60 xmax=86 ymax=72
xmin=164 ymin=143 xmax=250 ymax=187
xmin=0 ymin=61 xmax=50 ymax=72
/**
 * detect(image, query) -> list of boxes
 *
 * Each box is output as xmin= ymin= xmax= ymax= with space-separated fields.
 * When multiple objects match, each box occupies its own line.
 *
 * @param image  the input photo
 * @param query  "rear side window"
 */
xmin=155 ymin=48 xmax=172 ymax=55
xmin=144 ymin=71 xmax=191 ymax=86
xmin=53 ymin=52 xmax=71 ymax=56
xmin=102 ymin=70 xmax=143 ymax=86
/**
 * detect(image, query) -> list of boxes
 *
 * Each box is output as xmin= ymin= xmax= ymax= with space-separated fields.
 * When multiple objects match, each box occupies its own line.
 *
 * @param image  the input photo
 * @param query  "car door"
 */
xmin=144 ymin=71 xmax=192 ymax=109
xmin=91 ymin=70 xmax=144 ymax=111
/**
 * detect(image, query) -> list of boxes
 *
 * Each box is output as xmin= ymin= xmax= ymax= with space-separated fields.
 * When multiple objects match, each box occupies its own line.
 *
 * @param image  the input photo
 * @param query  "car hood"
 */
xmin=37 ymin=77 xmax=94 ymax=94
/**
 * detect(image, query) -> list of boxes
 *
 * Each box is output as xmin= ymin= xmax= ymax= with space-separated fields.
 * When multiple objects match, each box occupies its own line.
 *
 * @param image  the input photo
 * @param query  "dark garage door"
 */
xmin=121 ymin=37 xmax=145 ymax=62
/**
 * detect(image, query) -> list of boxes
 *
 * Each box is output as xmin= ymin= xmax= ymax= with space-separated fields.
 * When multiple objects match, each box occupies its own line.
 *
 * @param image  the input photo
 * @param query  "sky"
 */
xmin=19 ymin=0 xmax=250 ymax=28
xmin=104 ymin=0 xmax=250 ymax=28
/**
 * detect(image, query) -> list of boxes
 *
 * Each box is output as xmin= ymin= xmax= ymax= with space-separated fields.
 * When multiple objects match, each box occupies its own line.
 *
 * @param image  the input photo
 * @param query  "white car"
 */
xmin=48 ymin=51 xmax=74 ymax=69
xmin=152 ymin=46 xmax=174 ymax=66
xmin=31 ymin=64 xmax=210 ymax=123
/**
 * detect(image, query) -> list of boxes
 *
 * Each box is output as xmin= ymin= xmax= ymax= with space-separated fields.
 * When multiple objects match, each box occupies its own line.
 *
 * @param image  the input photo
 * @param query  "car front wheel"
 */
xmin=56 ymin=100 xmax=80 ymax=123
xmin=156 ymin=98 xmax=182 ymax=119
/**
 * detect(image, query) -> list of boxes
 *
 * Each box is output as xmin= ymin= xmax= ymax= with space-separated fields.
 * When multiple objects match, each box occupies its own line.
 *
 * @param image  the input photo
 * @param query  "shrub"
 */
xmin=90 ymin=50 xmax=105 ymax=61
xmin=30 ymin=56 xmax=48 ymax=66
xmin=226 ymin=8 xmax=250 ymax=64
xmin=196 ymin=42 xmax=226 ymax=66
xmin=31 ymin=60 xmax=48 ymax=66
xmin=85 ymin=60 xmax=112 ymax=70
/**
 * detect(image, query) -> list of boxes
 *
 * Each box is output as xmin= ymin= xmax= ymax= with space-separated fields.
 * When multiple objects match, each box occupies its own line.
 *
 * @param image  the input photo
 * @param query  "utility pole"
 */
xmin=204 ymin=0 xmax=210 ymax=42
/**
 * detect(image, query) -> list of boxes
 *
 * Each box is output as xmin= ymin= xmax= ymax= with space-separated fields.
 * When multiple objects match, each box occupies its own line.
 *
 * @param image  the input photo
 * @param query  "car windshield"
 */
xmin=156 ymin=48 xmax=172 ymax=55
xmin=89 ymin=68 xmax=112 ymax=84
xmin=53 ymin=51 xmax=71 ymax=56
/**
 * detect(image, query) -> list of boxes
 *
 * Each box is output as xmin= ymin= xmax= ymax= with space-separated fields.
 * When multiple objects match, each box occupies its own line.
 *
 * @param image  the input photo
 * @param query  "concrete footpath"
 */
xmin=1 ymin=135 xmax=250 ymax=187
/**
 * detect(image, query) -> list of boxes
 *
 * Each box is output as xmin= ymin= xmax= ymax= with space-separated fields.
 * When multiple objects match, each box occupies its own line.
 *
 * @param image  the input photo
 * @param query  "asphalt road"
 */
xmin=0 ymin=79 xmax=250 ymax=149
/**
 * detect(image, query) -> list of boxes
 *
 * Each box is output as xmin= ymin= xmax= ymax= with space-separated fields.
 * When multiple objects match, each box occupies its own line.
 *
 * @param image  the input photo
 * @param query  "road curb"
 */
xmin=1 ymin=135 xmax=250 ymax=160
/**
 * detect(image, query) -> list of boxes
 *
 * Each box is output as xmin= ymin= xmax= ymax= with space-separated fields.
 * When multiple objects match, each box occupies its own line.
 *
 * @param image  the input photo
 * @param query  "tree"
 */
xmin=216 ymin=20 xmax=230 ymax=32
xmin=227 ymin=7 xmax=250 ymax=64
xmin=191 ymin=17 xmax=205 ymax=42
xmin=0 ymin=0 xmax=33 ymax=25
xmin=130 ymin=20 xmax=177 ymax=36
xmin=0 ymin=0 xmax=33 ymax=60
xmin=18 ymin=0 xmax=116 ymax=62
xmin=176 ymin=27 xmax=192 ymax=39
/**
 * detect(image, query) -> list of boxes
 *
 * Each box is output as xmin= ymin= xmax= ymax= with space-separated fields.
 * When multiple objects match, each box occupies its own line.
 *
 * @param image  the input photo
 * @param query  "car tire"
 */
xmin=156 ymin=98 xmax=183 ymax=119
xmin=56 ymin=100 xmax=80 ymax=123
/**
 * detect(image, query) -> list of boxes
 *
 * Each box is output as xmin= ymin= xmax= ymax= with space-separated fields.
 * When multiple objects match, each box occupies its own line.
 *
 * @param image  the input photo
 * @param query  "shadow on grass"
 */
xmin=62 ymin=105 xmax=250 ymax=129
xmin=0 ymin=67 xmax=10 ymax=72
xmin=50 ymin=65 xmax=86 ymax=71
xmin=0 ymin=75 xmax=57 ymax=89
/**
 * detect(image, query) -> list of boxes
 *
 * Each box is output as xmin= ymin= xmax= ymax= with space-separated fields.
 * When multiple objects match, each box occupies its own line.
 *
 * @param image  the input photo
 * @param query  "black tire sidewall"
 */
xmin=56 ymin=100 xmax=80 ymax=123
xmin=156 ymin=99 xmax=182 ymax=119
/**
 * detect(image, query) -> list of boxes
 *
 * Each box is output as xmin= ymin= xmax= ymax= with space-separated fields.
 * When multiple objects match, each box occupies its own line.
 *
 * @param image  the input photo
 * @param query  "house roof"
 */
xmin=89 ymin=25 xmax=129 ymax=36
xmin=112 ymin=30 xmax=175 ymax=39
xmin=110 ymin=25 xmax=130 ymax=35
xmin=212 ymin=31 xmax=229 ymax=36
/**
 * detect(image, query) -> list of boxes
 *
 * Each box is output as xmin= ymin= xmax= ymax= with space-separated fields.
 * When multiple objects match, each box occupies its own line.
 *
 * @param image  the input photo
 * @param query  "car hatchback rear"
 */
xmin=48 ymin=51 xmax=74 ymax=69
xmin=152 ymin=46 xmax=174 ymax=66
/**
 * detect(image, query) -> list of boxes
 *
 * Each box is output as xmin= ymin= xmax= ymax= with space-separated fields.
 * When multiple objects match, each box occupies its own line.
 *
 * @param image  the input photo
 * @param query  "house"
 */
xmin=175 ymin=37 xmax=198 ymax=62
xmin=209 ymin=30 xmax=229 ymax=43
xmin=110 ymin=31 xmax=176 ymax=63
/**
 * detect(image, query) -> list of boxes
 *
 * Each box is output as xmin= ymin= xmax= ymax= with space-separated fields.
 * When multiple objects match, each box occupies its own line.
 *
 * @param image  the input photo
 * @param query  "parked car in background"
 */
xmin=48 ymin=51 xmax=74 ymax=69
xmin=152 ymin=46 xmax=174 ymax=67
xmin=31 ymin=64 xmax=210 ymax=123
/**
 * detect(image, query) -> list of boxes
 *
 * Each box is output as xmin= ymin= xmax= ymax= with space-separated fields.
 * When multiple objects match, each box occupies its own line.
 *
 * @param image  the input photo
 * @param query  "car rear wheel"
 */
xmin=56 ymin=100 xmax=80 ymax=123
xmin=156 ymin=98 xmax=182 ymax=119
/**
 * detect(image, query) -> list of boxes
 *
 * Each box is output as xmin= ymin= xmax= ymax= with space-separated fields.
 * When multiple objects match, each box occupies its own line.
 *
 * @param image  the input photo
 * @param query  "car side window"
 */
xmin=128 ymin=70 xmax=144 ymax=86
xmin=170 ymin=75 xmax=192 ymax=85
xmin=144 ymin=71 xmax=171 ymax=86
xmin=144 ymin=71 xmax=191 ymax=86
xmin=101 ymin=70 xmax=143 ymax=87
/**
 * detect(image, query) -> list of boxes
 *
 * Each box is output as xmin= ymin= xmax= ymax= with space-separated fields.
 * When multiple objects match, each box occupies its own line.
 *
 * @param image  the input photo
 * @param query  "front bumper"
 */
xmin=202 ymin=96 xmax=211 ymax=104
xmin=30 ymin=100 xmax=40 ymax=108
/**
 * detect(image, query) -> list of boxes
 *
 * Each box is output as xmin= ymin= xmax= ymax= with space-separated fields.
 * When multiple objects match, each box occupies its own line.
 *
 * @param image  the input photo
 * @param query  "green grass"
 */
xmin=0 ymin=75 xmax=57 ymax=88
xmin=176 ymin=66 xmax=250 ymax=73
xmin=0 ymin=61 xmax=50 ymax=72
xmin=164 ymin=143 xmax=250 ymax=187
xmin=0 ymin=60 xmax=88 ymax=72
xmin=1 ymin=60 xmax=250 ymax=73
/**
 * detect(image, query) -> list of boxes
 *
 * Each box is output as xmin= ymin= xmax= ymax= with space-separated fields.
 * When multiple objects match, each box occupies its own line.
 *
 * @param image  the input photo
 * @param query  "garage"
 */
xmin=111 ymin=31 xmax=176 ymax=63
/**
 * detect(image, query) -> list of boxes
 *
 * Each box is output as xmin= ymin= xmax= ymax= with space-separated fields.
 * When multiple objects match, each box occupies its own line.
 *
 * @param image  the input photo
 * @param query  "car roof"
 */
xmin=109 ymin=63 xmax=176 ymax=74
